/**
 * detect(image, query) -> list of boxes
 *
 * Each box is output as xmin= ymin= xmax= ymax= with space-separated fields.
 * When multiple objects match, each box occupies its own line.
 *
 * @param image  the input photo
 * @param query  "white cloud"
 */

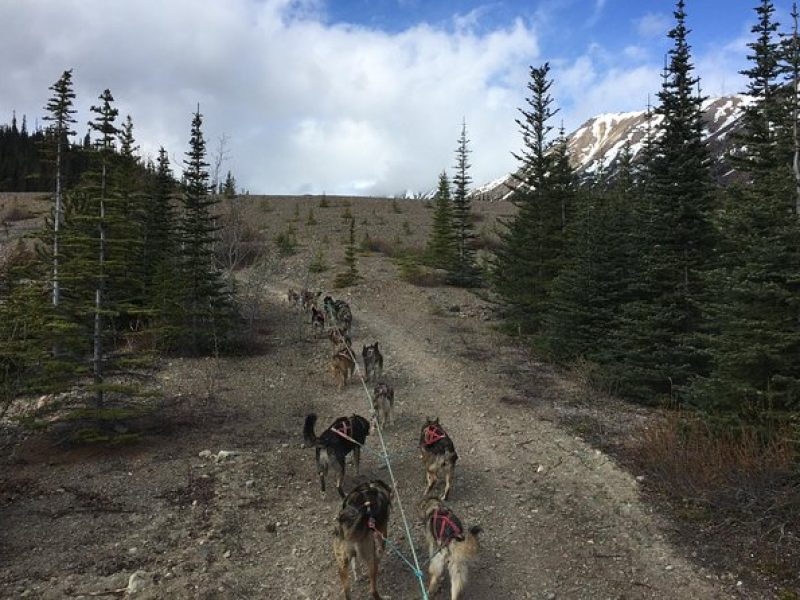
xmin=0 ymin=0 xmax=540 ymax=195
xmin=635 ymin=13 xmax=670 ymax=38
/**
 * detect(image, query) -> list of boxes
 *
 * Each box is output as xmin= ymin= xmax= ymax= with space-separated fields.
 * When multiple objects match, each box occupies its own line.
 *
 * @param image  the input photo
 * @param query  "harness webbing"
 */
xmin=332 ymin=418 xmax=352 ymax=440
xmin=432 ymin=508 xmax=463 ymax=545
xmin=423 ymin=424 xmax=447 ymax=446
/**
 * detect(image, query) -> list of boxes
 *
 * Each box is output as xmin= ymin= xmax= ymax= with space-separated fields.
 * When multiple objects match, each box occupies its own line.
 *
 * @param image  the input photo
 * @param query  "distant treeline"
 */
xmin=0 ymin=115 xmax=93 ymax=192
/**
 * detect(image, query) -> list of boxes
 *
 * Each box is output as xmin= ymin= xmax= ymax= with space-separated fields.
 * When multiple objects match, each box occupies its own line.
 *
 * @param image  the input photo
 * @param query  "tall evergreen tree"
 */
xmin=448 ymin=120 xmax=480 ymax=286
xmin=492 ymin=63 xmax=564 ymax=333
xmin=424 ymin=171 xmax=457 ymax=270
xmin=179 ymin=108 xmax=231 ymax=354
xmin=691 ymin=0 xmax=800 ymax=421
xmin=42 ymin=69 xmax=77 ymax=307
xmin=58 ymin=90 xmax=121 ymax=407
xmin=110 ymin=115 xmax=146 ymax=326
xmin=732 ymin=0 xmax=785 ymax=185
xmin=613 ymin=0 xmax=716 ymax=400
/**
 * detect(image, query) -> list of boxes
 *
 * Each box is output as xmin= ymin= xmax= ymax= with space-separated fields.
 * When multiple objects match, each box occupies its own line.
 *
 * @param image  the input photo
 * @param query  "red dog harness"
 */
xmin=431 ymin=508 xmax=463 ymax=545
xmin=423 ymin=424 xmax=446 ymax=446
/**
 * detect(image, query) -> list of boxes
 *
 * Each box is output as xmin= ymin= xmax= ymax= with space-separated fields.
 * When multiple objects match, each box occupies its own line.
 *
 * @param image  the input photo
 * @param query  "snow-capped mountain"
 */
xmin=473 ymin=95 xmax=752 ymax=201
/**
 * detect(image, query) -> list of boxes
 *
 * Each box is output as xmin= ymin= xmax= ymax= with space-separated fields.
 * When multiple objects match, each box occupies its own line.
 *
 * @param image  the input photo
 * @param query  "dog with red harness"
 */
xmin=303 ymin=413 xmax=370 ymax=497
xmin=420 ymin=496 xmax=482 ymax=600
xmin=419 ymin=418 xmax=458 ymax=500
xmin=334 ymin=480 xmax=393 ymax=600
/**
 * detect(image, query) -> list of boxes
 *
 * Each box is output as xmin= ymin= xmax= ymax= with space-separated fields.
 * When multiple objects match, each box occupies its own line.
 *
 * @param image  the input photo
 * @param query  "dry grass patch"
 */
xmin=630 ymin=412 xmax=800 ymax=591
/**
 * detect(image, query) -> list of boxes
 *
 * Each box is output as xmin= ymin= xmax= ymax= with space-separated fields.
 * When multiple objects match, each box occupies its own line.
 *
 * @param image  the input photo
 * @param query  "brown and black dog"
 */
xmin=371 ymin=382 xmax=394 ymax=429
xmin=419 ymin=418 xmax=458 ymax=500
xmin=304 ymin=414 xmax=370 ymax=497
xmin=328 ymin=326 xmax=352 ymax=352
xmin=333 ymin=480 xmax=393 ymax=600
xmin=420 ymin=496 xmax=482 ymax=600
xmin=311 ymin=305 xmax=326 ymax=337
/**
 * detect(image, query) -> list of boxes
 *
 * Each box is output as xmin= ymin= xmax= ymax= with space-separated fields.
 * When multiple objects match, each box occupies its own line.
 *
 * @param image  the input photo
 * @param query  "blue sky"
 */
xmin=0 ymin=0 xmax=794 ymax=194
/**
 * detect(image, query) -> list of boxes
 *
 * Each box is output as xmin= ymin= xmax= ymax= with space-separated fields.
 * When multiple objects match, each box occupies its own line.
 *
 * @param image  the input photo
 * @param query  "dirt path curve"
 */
xmin=270 ymin=264 xmax=729 ymax=600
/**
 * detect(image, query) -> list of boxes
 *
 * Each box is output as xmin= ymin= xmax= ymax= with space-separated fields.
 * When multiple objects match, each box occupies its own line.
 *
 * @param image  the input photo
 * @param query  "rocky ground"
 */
xmin=0 ymin=195 xmax=763 ymax=598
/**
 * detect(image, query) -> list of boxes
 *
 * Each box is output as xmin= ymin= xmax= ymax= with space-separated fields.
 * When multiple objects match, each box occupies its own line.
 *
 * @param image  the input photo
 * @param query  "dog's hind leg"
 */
xmin=316 ymin=448 xmax=328 ymax=493
xmin=424 ymin=468 xmax=437 ymax=496
xmin=448 ymin=558 xmax=469 ymax=600
xmin=442 ymin=461 xmax=455 ymax=501
xmin=365 ymin=544 xmax=383 ymax=600
xmin=427 ymin=551 xmax=446 ymax=599
xmin=334 ymin=540 xmax=354 ymax=600
xmin=334 ymin=453 xmax=347 ymax=498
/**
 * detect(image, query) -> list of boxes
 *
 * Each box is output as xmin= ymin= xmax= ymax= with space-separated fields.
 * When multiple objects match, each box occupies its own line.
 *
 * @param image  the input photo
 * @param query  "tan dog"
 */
xmin=421 ymin=496 xmax=482 ymax=600
xmin=419 ymin=418 xmax=458 ymax=500
xmin=333 ymin=480 xmax=393 ymax=600
xmin=330 ymin=349 xmax=356 ymax=390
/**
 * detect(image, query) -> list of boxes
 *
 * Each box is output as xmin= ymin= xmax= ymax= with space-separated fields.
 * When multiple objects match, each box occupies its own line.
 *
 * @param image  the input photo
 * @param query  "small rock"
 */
xmin=536 ymin=465 xmax=545 ymax=473
xmin=245 ymin=479 xmax=255 ymax=489
xmin=126 ymin=571 xmax=151 ymax=595
xmin=223 ymin=550 xmax=231 ymax=558
xmin=545 ymin=593 xmax=557 ymax=600
xmin=665 ymin=565 xmax=674 ymax=571
xmin=198 ymin=450 xmax=212 ymax=459
xmin=216 ymin=450 xmax=238 ymax=462
xmin=635 ymin=475 xmax=646 ymax=482
xmin=128 ymin=547 xmax=138 ymax=555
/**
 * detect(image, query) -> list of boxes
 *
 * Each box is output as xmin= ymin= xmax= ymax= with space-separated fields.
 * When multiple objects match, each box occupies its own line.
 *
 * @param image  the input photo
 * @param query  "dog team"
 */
xmin=289 ymin=287 xmax=482 ymax=600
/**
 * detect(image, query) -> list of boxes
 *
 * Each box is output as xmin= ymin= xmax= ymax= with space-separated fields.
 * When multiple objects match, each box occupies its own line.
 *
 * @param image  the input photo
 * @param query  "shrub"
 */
xmin=308 ymin=248 xmax=328 ymax=273
xmin=275 ymin=227 xmax=297 ymax=257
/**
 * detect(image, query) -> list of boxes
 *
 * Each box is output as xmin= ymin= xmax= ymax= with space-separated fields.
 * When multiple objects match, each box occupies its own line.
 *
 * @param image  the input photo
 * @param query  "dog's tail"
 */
xmin=461 ymin=525 xmax=482 ymax=558
xmin=304 ymin=413 xmax=319 ymax=446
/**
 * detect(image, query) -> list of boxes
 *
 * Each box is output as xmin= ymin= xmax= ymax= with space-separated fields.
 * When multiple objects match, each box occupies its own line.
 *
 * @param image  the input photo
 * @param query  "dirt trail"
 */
xmin=0 ymin=261 xmax=733 ymax=599
xmin=267 ymin=266 xmax=728 ymax=599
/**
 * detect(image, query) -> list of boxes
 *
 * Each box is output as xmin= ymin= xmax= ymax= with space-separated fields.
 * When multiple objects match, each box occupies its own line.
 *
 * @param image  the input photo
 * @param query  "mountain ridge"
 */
xmin=473 ymin=94 xmax=752 ymax=201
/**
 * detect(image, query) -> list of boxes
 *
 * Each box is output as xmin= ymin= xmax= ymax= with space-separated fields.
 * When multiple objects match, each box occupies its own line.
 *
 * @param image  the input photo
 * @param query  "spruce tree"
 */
xmin=58 ymin=89 xmax=121 ymax=407
xmin=492 ymin=63 xmax=564 ymax=333
xmin=334 ymin=217 xmax=360 ymax=288
xmin=545 ymin=142 xmax=644 ymax=364
xmin=614 ymin=0 xmax=716 ymax=400
xmin=179 ymin=108 xmax=231 ymax=354
xmin=448 ymin=120 xmax=480 ymax=286
xmin=424 ymin=171 xmax=457 ymax=270
xmin=42 ymin=69 xmax=77 ymax=307
xmin=690 ymin=1 xmax=800 ymax=422
xmin=110 ymin=115 xmax=147 ymax=327
xmin=732 ymin=0 xmax=785 ymax=185
xmin=145 ymin=148 xmax=183 ymax=348
xmin=222 ymin=171 xmax=236 ymax=199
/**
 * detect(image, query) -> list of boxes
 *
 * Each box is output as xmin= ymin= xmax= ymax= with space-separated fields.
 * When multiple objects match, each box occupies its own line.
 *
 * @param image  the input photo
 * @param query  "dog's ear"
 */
xmin=375 ymin=342 xmax=379 ymax=350
xmin=434 ymin=417 xmax=440 ymax=424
